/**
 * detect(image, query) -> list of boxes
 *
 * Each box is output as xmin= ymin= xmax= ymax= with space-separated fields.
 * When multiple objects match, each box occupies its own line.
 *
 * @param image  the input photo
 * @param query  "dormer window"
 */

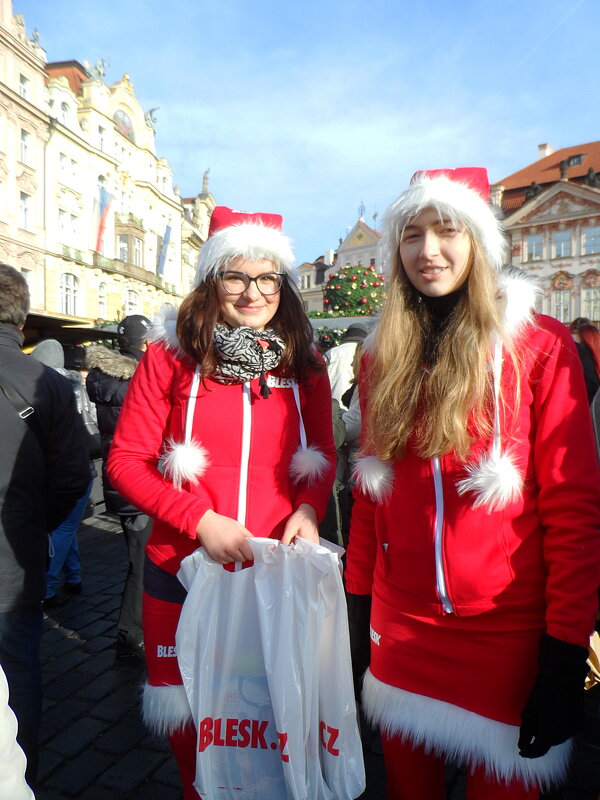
xmin=566 ymin=154 xmax=584 ymax=167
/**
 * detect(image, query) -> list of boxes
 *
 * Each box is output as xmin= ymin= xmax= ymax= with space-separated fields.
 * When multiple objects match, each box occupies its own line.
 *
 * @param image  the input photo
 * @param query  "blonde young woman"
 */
xmin=345 ymin=168 xmax=600 ymax=800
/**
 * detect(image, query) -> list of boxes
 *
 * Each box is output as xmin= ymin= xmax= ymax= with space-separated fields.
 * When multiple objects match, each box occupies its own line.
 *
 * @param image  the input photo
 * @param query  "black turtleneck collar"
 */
xmin=418 ymin=286 xmax=466 ymax=364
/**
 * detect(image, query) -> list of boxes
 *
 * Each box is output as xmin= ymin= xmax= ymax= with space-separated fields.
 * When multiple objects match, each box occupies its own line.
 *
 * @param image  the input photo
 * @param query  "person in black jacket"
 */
xmin=0 ymin=264 xmax=91 ymax=789
xmin=86 ymin=315 xmax=152 ymax=660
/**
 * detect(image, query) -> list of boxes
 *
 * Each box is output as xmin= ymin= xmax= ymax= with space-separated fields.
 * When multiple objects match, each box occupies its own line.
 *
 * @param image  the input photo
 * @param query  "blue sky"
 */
xmin=14 ymin=0 xmax=599 ymax=264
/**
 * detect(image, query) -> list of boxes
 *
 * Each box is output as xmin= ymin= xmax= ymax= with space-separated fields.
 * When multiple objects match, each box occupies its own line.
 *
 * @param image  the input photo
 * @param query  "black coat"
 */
xmin=85 ymin=345 xmax=143 ymax=516
xmin=575 ymin=342 xmax=600 ymax=404
xmin=0 ymin=324 xmax=91 ymax=611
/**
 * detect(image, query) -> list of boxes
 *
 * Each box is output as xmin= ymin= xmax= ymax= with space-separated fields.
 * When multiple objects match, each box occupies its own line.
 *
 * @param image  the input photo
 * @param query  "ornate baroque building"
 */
xmin=494 ymin=141 xmax=600 ymax=324
xmin=0 ymin=0 xmax=214 ymax=332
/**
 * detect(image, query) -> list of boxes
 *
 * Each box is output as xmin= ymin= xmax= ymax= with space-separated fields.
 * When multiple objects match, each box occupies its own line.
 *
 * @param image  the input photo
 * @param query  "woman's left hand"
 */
xmin=281 ymin=503 xmax=319 ymax=546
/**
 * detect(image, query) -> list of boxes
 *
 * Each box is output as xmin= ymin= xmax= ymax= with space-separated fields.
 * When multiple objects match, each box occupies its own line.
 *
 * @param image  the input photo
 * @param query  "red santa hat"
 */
xmin=194 ymin=206 xmax=296 ymax=286
xmin=382 ymin=167 xmax=507 ymax=271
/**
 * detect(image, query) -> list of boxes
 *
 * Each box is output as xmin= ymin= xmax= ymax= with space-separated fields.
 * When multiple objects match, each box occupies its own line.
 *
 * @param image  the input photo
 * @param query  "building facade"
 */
xmin=336 ymin=217 xmax=383 ymax=273
xmin=494 ymin=141 xmax=600 ymax=324
xmin=0 ymin=1 xmax=48 ymax=309
xmin=0 ymin=0 xmax=213 ymax=331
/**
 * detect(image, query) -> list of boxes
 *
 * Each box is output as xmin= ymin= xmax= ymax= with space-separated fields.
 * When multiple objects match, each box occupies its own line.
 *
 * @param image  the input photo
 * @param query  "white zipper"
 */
xmin=432 ymin=456 xmax=453 ymax=614
xmin=233 ymin=381 xmax=252 ymax=571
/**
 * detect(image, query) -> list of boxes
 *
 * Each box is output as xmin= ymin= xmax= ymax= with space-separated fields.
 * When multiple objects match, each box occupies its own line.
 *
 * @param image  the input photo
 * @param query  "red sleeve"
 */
xmin=107 ymin=344 xmax=213 ymax=538
xmin=532 ymin=319 xmax=600 ymax=646
xmin=344 ymin=355 xmax=378 ymax=595
xmin=293 ymin=366 xmax=337 ymax=521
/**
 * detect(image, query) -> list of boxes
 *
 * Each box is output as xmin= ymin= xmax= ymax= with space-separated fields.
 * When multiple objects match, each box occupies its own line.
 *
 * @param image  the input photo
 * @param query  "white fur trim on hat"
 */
xmin=498 ymin=268 xmax=540 ymax=339
xmin=456 ymin=450 xmax=524 ymax=511
xmin=149 ymin=306 xmax=187 ymax=357
xmin=161 ymin=439 xmax=210 ymax=491
xmin=141 ymin=683 xmax=193 ymax=736
xmin=362 ymin=670 xmax=572 ymax=790
xmin=382 ymin=174 xmax=507 ymax=271
xmin=289 ymin=444 xmax=329 ymax=485
xmin=194 ymin=222 xmax=296 ymax=286
xmin=352 ymin=455 xmax=394 ymax=503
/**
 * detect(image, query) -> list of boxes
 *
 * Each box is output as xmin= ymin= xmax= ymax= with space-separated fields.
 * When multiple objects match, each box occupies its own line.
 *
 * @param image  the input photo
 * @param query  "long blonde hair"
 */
xmin=364 ymin=236 xmax=507 ymax=462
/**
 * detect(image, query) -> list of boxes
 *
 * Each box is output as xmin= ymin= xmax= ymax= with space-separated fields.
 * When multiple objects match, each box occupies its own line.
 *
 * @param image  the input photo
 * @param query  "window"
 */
xmin=20 ymin=129 xmax=30 ymax=164
xmin=19 ymin=192 xmax=31 ymax=230
xmin=60 ymin=273 xmax=79 ymax=316
xmin=117 ymin=234 xmax=129 ymax=262
xmin=302 ymin=274 xmax=312 ymax=290
xmin=60 ymin=102 xmax=69 ymax=125
xmin=98 ymin=283 xmax=107 ymax=319
xmin=583 ymin=226 xmax=600 ymax=255
xmin=370 ymin=258 xmax=376 ymax=267
xmin=552 ymin=289 xmax=571 ymax=323
xmin=59 ymin=152 xmax=67 ymax=179
xmin=21 ymin=268 xmax=31 ymax=287
xmin=582 ymin=287 xmax=600 ymax=322
xmin=70 ymin=159 xmax=78 ymax=183
xmin=133 ymin=237 xmax=143 ymax=267
xmin=524 ymin=235 xmax=543 ymax=262
xmin=70 ymin=214 xmax=78 ymax=245
xmin=98 ymin=126 xmax=105 ymax=152
xmin=567 ymin=154 xmax=584 ymax=167
xmin=19 ymin=74 xmax=29 ymax=100
xmin=553 ymin=230 xmax=571 ymax=258
xmin=58 ymin=209 xmax=68 ymax=240
xmin=125 ymin=290 xmax=140 ymax=314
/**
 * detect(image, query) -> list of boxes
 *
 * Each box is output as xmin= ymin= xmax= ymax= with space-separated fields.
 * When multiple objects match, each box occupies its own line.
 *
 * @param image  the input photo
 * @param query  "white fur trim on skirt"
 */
xmin=362 ymin=670 xmax=572 ymax=790
xmin=142 ymin=683 xmax=193 ymax=736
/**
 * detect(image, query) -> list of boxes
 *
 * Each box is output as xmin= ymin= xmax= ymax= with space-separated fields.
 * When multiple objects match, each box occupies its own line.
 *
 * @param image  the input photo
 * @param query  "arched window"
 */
xmin=60 ymin=273 xmax=79 ymax=316
xmin=60 ymin=102 xmax=69 ymax=124
xmin=98 ymin=283 xmax=107 ymax=319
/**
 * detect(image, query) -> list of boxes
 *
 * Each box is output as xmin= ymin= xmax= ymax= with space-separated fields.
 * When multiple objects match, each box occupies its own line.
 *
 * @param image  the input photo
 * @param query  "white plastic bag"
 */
xmin=176 ymin=537 xmax=365 ymax=800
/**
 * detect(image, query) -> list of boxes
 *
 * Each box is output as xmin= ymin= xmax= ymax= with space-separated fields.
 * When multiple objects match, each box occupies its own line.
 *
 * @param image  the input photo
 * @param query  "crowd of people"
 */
xmin=1 ymin=166 xmax=599 ymax=800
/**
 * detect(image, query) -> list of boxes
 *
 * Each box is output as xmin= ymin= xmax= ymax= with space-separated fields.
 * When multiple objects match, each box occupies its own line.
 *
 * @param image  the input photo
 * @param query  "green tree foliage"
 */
xmin=323 ymin=265 xmax=386 ymax=316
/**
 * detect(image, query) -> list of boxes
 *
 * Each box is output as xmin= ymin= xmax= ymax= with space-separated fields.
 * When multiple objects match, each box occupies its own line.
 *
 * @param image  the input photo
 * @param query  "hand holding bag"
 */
xmin=176 ymin=537 xmax=365 ymax=800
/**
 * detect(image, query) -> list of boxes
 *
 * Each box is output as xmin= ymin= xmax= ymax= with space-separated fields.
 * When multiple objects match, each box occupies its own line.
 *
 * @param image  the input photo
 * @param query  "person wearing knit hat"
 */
xmin=344 ymin=168 xmax=600 ymax=799
xmin=105 ymin=206 xmax=336 ymax=798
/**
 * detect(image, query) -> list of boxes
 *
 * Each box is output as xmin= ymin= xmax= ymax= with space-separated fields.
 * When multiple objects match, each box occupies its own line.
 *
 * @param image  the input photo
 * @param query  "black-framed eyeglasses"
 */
xmin=217 ymin=270 xmax=284 ymax=296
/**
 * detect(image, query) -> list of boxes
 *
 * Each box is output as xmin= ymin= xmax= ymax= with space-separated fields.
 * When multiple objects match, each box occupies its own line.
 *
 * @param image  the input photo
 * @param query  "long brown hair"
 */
xmin=364 ymin=237 xmax=508 ymax=462
xmin=176 ymin=274 xmax=323 ymax=380
xmin=577 ymin=323 xmax=600 ymax=378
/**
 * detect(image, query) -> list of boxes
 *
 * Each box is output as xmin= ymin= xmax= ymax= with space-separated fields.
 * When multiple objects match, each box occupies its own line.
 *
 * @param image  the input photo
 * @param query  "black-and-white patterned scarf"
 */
xmin=213 ymin=324 xmax=285 ymax=398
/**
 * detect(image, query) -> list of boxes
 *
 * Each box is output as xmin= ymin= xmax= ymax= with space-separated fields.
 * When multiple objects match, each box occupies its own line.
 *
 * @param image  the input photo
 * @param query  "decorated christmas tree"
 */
xmin=323 ymin=265 xmax=386 ymax=316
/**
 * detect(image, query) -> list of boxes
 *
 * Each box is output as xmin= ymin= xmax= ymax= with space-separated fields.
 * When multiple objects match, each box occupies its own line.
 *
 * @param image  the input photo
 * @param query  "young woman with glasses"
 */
xmin=107 ymin=207 xmax=336 ymax=798
xmin=344 ymin=169 xmax=600 ymax=799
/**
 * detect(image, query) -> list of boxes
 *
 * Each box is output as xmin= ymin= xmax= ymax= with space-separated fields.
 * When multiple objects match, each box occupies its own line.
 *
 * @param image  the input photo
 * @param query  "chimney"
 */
xmin=323 ymin=249 xmax=334 ymax=266
xmin=490 ymin=183 xmax=505 ymax=209
xmin=538 ymin=143 xmax=554 ymax=158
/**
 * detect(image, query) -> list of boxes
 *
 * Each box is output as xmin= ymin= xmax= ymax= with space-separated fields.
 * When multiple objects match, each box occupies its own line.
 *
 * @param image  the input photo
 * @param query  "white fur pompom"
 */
xmin=289 ymin=445 xmax=328 ymax=485
xmin=456 ymin=451 xmax=523 ymax=511
xmin=352 ymin=455 xmax=394 ymax=503
xmin=160 ymin=439 xmax=210 ymax=491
